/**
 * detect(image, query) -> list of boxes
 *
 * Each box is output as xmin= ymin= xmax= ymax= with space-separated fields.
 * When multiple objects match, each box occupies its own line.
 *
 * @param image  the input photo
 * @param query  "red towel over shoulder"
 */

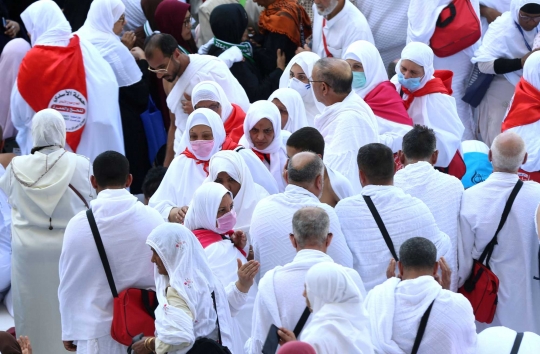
xmin=402 ymin=70 xmax=453 ymax=110
xmin=502 ymin=78 xmax=540 ymax=131
xmin=364 ymin=81 xmax=412 ymax=126
xmin=224 ymin=104 xmax=246 ymax=144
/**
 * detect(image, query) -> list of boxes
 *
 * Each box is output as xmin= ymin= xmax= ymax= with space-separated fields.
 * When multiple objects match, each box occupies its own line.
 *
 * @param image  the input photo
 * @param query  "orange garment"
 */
xmin=258 ymin=0 xmax=312 ymax=47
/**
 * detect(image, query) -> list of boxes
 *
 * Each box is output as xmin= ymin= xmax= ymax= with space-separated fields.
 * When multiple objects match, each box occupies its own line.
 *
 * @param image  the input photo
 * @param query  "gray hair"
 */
xmin=287 ymin=152 xmax=325 ymax=184
xmin=292 ymin=207 xmax=330 ymax=247
xmin=313 ymin=58 xmax=353 ymax=94
xmin=399 ymin=237 xmax=437 ymax=270
xmin=491 ymin=132 xmax=526 ymax=173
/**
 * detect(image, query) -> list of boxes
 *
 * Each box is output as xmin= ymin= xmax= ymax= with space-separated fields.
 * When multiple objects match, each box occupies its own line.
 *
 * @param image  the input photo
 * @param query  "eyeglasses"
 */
xmin=183 ymin=17 xmax=191 ymax=28
xmin=148 ymin=57 xmax=171 ymax=74
xmin=195 ymin=103 xmax=221 ymax=112
xmin=308 ymin=80 xmax=332 ymax=88
xmin=519 ymin=13 xmax=540 ymax=23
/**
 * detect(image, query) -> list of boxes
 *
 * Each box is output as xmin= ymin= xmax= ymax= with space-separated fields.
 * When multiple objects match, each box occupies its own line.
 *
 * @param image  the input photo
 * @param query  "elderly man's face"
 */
xmin=311 ymin=66 xmax=326 ymax=103
xmin=314 ymin=0 xmax=339 ymax=16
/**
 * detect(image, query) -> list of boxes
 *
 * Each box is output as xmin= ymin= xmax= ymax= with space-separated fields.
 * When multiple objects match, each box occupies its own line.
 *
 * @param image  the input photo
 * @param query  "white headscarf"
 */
xmin=77 ymin=0 xmax=142 ymax=87
xmin=31 ymin=108 xmax=66 ymax=148
xmin=268 ymin=88 xmax=309 ymax=133
xmin=21 ymin=0 xmax=72 ymax=47
xmin=523 ymin=50 xmax=540 ymax=89
xmin=184 ymin=182 xmax=231 ymax=233
xmin=240 ymin=101 xmax=290 ymax=192
xmin=205 ymin=150 xmax=269 ymax=233
xmin=179 ymin=108 xmax=227 ymax=160
xmin=191 ymin=81 xmax=234 ymax=122
xmin=477 ymin=326 xmax=540 ymax=354
xmin=396 ymin=42 xmax=436 ymax=89
xmin=301 ymin=263 xmax=374 ymax=354
xmin=344 ymin=40 xmax=389 ymax=98
xmin=407 ymin=0 xmax=453 ymax=45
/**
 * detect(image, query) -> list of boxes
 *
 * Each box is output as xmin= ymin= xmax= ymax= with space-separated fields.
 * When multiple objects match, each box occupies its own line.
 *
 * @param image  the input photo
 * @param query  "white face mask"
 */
xmin=288 ymin=77 xmax=311 ymax=99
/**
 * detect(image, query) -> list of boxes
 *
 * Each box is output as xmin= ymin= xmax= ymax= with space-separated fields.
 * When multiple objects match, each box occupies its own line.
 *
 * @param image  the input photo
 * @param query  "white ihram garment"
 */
xmin=477 ymin=326 xmax=540 ymax=354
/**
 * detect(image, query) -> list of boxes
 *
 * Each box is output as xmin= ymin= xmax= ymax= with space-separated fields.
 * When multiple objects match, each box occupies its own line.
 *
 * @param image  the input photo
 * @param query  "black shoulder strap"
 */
xmin=293 ymin=307 xmax=311 ymax=338
xmin=510 ymin=332 xmax=524 ymax=354
xmin=211 ymin=291 xmax=223 ymax=345
xmin=411 ymin=300 xmax=435 ymax=354
xmin=86 ymin=209 xmax=118 ymax=298
xmin=363 ymin=195 xmax=399 ymax=261
xmin=479 ymin=180 xmax=523 ymax=267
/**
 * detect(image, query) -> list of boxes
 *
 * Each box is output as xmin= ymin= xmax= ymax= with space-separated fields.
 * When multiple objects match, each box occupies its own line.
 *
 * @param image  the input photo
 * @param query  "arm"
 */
xmin=480 ymin=5 xmax=502 ymax=24
xmin=164 ymin=113 xmax=176 ymax=167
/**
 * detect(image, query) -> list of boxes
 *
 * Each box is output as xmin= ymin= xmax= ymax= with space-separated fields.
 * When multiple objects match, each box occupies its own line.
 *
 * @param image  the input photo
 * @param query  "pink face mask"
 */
xmin=190 ymin=139 xmax=215 ymax=158
xmin=216 ymin=209 xmax=237 ymax=234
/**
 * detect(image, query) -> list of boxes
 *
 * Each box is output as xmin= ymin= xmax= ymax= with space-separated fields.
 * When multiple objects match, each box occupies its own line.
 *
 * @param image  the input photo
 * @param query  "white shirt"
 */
xmin=0 ymin=165 xmax=11 ymax=295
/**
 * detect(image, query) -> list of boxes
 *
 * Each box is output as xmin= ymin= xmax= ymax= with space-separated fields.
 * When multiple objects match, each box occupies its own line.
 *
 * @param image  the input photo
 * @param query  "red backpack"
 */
xmin=430 ymin=0 xmax=481 ymax=57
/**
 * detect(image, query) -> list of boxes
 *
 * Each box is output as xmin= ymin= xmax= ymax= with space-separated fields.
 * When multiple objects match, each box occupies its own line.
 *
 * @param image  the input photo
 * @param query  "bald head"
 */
xmin=490 ymin=132 xmax=527 ymax=173
xmin=287 ymin=151 xmax=325 ymax=187
xmin=313 ymin=58 xmax=353 ymax=95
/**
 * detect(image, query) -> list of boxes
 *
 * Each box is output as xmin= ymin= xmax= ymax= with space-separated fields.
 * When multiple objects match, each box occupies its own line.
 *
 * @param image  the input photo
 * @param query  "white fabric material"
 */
xmin=77 ymin=0 xmax=142 ymax=87
xmin=58 ymin=189 xmax=163 ymax=340
xmin=75 ymin=334 xmax=126 ymax=354
xmin=477 ymin=326 xmax=540 ymax=354
xmin=279 ymin=52 xmax=324 ymax=126
xmin=166 ymin=54 xmax=250 ymax=153
xmin=407 ymin=0 xmax=453 ymax=45
xmin=206 ymin=150 xmax=269 ymax=234
xmin=240 ymin=101 xmax=290 ymax=192
xmin=392 ymin=42 xmax=464 ymax=167
xmin=479 ymin=1 xmax=512 ymax=34
xmin=146 ymin=223 xmax=240 ymax=353
xmin=314 ymin=91 xmax=379 ymax=194
xmin=394 ymin=161 xmax=464 ymax=291
xmin=31 ymin=109 xmax=66 ymax=149
xmin=191 ymin=81 xmax=233 ymax=124
xmin=336 ymin=185 xmax=453 ymax=292
xmin=312 ymin=1 xmax=374 ymax=59
xmin=150 ymin=109 xmax=226 ymax=219
xmin=0 ymin=149 xmax=94 ymax=354
xmin=121 ymin=0 xmax=146 ymax=32
xmin=325 ymin=165 xmax=354 ymax=201
xmin=250 ymin=184 xmax=353 ymax=282
xmin=13 ymin=1 xmax=125 ymax=161
xmin=268 ymin=88 xmax=309 ymax=133
xmin=236 ymin=147 xmax=280 ymax=195
xmin=459 ymin=172 xmax=540 ymax=333
xmin=0 ymin=165 xmax=11 ymax=297
xmin=184 ymin=182 xmax=232 ymax=233
xmin=301 ymin=262 xmax=373 ymax=354
xmin=365 ymin=276 xmax=477 ymax=354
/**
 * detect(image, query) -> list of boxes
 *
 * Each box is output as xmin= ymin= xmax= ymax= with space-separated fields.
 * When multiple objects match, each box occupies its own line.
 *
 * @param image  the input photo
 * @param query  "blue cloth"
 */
xmin=140 ymin=95 xmax=167 ymax=165
xmin=461 ymin=151 xmax=493 ymax=189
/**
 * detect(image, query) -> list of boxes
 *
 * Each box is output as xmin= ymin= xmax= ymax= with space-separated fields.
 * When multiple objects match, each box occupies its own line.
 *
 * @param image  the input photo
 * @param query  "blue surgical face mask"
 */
xmin=398 ymin=72 xmax=422 ymax=91
xmin=352 ymin=71 xmax=367 ymax=89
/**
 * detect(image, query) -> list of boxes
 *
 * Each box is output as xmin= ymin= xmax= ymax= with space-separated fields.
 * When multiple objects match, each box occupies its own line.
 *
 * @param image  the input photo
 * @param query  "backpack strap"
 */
xmin=68 ymin=184 xmax=89 ymax=209
xmin=411 ymin=300 xmax=435 ymax=354
xmin=293 ymin=307 xmax=311 ymax=338
xmin=510 ymin=332 xmax=524 ymax=354
xmin=363 ymin=195 xmax=399 ymax=261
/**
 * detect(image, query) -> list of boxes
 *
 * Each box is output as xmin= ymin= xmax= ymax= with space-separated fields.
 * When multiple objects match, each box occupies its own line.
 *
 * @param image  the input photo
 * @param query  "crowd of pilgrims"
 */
xmin=2 ymin=0 xmax=540 ymax=353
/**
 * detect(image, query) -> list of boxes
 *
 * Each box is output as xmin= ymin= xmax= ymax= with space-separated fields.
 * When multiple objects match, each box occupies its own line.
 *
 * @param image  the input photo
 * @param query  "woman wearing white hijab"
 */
xmin=278 ymin=262 xmax=373 ymax=354
xmin=473 ymin=0 xmax=540 ymax=145
xmin=149 ymin=108 xmax=237 ymax=222
xmin=239 ymin=101 xmax=291 ymax=192
xmin=269 ymin=88 xmax=309 ymax=134
xmin=279 ymin=52 xmax=325 ymax=126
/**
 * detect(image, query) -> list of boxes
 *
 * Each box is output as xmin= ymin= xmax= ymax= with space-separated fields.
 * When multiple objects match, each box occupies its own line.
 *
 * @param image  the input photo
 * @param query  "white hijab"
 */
xmin=31 ymin=108 xmax=66 ymax=148
xmin=301 ymin=263 xmax=374 ymax=354
xmin=407 ymin=0 xmax=453 ymax=45
xmin=21 ymin=0 xmax=72 ymax=47
xmin=523 ymin=50 xmax=540 ymax=89
xmin=205 ymin=150 xmax=269 ymax=233
xmin=343 ymin=40 xmax=389 ymax=99
xmin=396 ymin=42 xmax=436 ymax=89
xmin=184 ymin=182 xmax=231 ymax=233
xmin=240 ymin=101 xmax=290 ymax=192
xmin=268 ymin=88 xmax=309 ymax=133
xmin=77 ymin=0 xmax=142 ymax=87
xmin=191 ymin=81 xmax=234 ymax=122
xmin=179 ymin=108 xmax=227 ymax=160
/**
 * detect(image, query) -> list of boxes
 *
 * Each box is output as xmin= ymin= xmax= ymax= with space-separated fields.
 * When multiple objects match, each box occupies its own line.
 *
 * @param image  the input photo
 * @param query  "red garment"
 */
xmin=365 ymin=81 xmax=412 ymax=126
xmin=435 ymin=151 xmax=466 ymax=180
xmin=18 ymin=35 xmax=87 ymax=152
xmin=155 ymin=0 xmax=197 ymax=53
xmin=252 ymin=150 xmax=271 ymax=163
xmin=224 ymin=104 xmax=246 ymax=143
xmin=518 ymin=169 xmax=540 ymax=183
xmin=502 ymin=78 xmax=540 ymax=131
xmin=180 ymin=137 xmax=238 ymax=174
xmin=192 ymin=229 xmax=247 ymax=257
xmin=402 ymin=70 xmax=453 ymax=110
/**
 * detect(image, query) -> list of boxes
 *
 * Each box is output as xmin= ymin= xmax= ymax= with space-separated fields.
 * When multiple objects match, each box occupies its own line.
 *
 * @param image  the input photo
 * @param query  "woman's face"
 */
xmin=400 ymin=59 xmax=425 ymax=80
xmin=249 ymin=118 xmax=275 ymax=150
xmin=113 ymin=13 xmax=126 ymax=35
xmin=271 ymin=98 xmax=289 ymax=129
xmin=189 ymin=124 xmax=213 ymax=141
xmin=518 ymin=10 xmax=540 ymax=31
xmin=151 ymin=248 xmax=168 ymax=276
xmin=346 ymin=59 xmax=364 ymax=73
xmin=289 ymin=63 xmax=309 ymax=84
xmin=182 ymin=11 xmax=192 ymax=41
xmin=215 ymin=172 xmax=241 ymax=198
xmin=217 ymin=193 xmax=234 ymax=220
xmin=194 ymin=100 xmax=222 ymax=118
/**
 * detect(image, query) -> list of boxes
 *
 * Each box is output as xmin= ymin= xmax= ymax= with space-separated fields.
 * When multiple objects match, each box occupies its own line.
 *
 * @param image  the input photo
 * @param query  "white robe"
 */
xmin=476 ymin=326 xmax=540 ymax=354
xmin=459 ymin=172 xmax=540 ymax=333
xmin=0 ymin=149 xmax=95 ymax=354
xmin=365 ymin=276 xmax=477 ymax=354
xmin=326 ymin=165 xmax=354 ymax=201
xmin=250 ymin=184 xmax=353 ymax=282
xmin=0 ymin=165 xmax=11 ymax=298
xmin=335 ymin=185 xmax=453 ymax=292
xmin=314 ymin=91 xmax=379 ymax=194
xmin=58 ymin=189 xmax=163 ymax=349
xmin=394 ymin=161 xmax=464 ymax=291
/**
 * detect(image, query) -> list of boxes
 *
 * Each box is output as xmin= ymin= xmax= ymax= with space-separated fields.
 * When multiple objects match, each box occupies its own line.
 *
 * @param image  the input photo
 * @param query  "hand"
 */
xmin=247 ymin=245 xmax=254 ymax=261
xmin=236 ymin=259 xmax=260 ymax=293
xmin=131 ymin=337 xmax=154 ymax=354
xmin=522 ymin=49 xmax=540 ymax=67
xmin=386 ymin=258 xmax=397 ymax=279
xmin=182 ymin=93 xmax=194 ymax=114
xmin=480 ymin=5 xmax=502 ymax=24
xmin=231 ymin=230 xmax=247 ymax=250
xmin=18 ymin=336 xmax=32 ymax=354
xmin=277 ymin=327 xmax=296 ymax=345
xmin=295 ymin=44 xmax=311 ymax=55
xmin=435 ymin=256 xmax=452 ymax=290
xmin=121 ymin=31 xmax=136 ymax=50
xmin=4 ymin=20 xmax=20 ymax=38
xmin=276 ymin=48 xmax=286 ymax=71
xmin=131 ymin=47 xmax=146 ymax=60
xmin=168 ymin=206 xmax=189 ymax=223
xmin=63 ymin=341 xmax=77 ymax=352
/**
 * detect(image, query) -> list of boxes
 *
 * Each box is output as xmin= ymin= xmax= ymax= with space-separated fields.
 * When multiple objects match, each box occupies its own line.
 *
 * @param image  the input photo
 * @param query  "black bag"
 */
xmin=411 ymin=300 xmax=435 ymax=354
xmin=462 ymin=63 xmax=495 ymax=108
xmin=262 ymin=306 xmax=310 ymax=354
xmin=363 ymin=195 xmax=399 ymax=261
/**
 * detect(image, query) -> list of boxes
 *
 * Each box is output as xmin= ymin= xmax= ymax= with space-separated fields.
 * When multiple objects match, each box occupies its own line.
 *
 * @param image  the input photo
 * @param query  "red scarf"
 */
xmin=181 ymin=137 xmax=238 ymax=175
xmin=402 ymin=70 xmax=453 ymax=110
xmin=435 ymin=151 xmax=466 ymax=180
xmin=224 ymin=104 xmax=246 ymax=144
xmin=253 ymin=150 xmax=271 ymax=163
xmin=18 ymin=35 xmax=88 ymax=152
xmin=364 ymin=81 xmax=412 ymax=126
xmin=502 ymin=78 xmax=540 ymax=131
xmin=192 ymin=229 xmax=247 ymax=257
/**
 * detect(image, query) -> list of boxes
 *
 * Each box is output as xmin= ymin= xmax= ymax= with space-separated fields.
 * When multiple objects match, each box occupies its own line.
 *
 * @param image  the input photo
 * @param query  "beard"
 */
xmin=316 ymin=0 xmax=339 ymax=17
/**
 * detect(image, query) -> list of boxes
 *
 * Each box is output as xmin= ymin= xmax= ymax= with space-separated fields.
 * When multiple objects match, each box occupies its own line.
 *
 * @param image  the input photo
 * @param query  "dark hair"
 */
xmin=287 ymin=127 xmax=325 ymax=157
xmin=399 ymin=237 xmax=437 ymax=270
xmin=521 ymin=4 xmax=540 ymax=14
xmin=402 ymin=125 xmax=437 ymax=160
xmin=287 ymin=153 xmax=325 ymax=184
xmin=357 ymin=143 xmax=394 ymax=183
xmin=144 ymin=33 xmax=179 ymax=59
xmin=93 ymin=151 xmax=130 ymax=188
xmin=142 ymin=166 xmax=167 ymax=200
xmin=314 ymin=58 xmax=352 ymax=95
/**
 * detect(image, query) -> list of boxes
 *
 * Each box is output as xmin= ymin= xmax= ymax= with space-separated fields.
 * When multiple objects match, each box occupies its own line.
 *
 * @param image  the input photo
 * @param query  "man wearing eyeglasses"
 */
xmin=145 ymin=33 xmax=250 ymax=166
